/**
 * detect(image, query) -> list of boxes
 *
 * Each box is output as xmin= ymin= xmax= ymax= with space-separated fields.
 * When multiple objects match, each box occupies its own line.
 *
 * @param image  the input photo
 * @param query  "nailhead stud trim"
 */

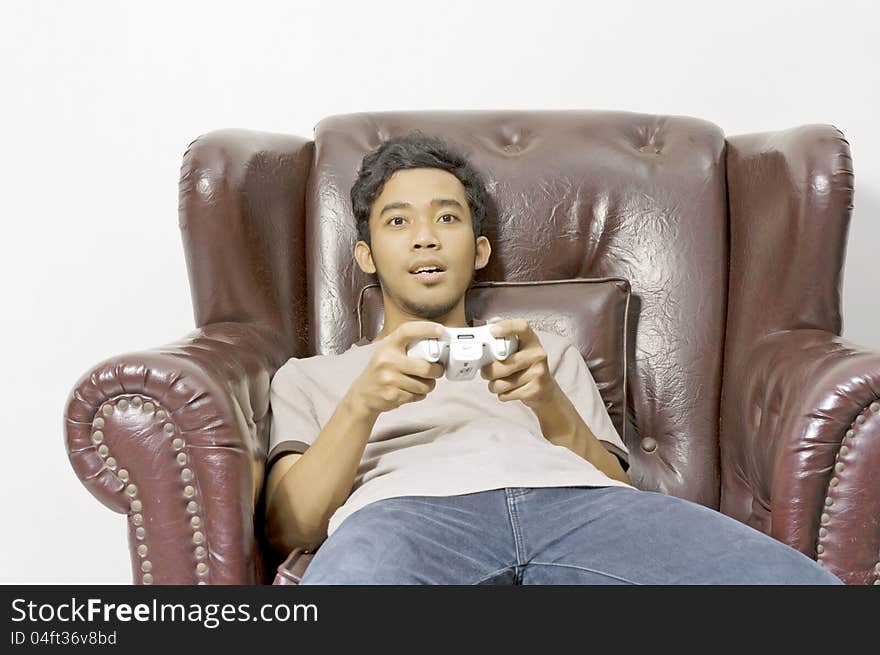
xmin=92 ymin=395 xmax=210 ymax=585
xmin=817 ymin=399 xmax=880 ymax=584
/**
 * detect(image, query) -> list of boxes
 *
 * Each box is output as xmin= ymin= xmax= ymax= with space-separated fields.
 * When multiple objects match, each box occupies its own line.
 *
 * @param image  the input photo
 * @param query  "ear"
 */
xmin=354 ymin=240 xmax=376 ymax=274
xmin=474 ymin=235 xmax=491 ymax=271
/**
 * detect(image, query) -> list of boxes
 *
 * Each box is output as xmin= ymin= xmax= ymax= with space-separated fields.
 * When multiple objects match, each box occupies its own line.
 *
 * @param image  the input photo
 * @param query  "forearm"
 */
xmin=265 ymin=392 xmax=379 ymax=552
xmin=532 ymin=386 xmax=632 ymax=485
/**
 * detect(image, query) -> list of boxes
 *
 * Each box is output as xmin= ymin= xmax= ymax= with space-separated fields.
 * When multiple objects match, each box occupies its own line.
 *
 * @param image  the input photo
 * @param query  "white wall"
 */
xmin=1 ymin=0 xmax=877 ymax=583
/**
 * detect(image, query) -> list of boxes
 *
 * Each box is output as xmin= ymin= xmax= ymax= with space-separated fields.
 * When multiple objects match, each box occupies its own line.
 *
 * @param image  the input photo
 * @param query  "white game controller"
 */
xmin=407 ymin=324 xmax=519 ymax=381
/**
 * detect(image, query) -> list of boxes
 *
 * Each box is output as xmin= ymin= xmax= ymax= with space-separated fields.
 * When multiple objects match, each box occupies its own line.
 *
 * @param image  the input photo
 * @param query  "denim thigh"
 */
xmin=298 ymin=490 xmax=518 ymax=585
xmin=513 ymin=486 xmax=844 ymax=585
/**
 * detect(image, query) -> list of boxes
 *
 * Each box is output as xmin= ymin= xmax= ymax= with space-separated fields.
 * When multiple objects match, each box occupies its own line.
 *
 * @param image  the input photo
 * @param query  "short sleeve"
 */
xmin=551 ymin=338 xmax=630 ymax=472
xmin=267 ymin=359 xmax=322 ymax=471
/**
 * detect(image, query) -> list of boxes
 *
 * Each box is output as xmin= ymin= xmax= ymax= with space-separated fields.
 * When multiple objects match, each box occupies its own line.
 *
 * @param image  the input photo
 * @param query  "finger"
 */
xmin=481 ymin=350 xmax=531 ymax=380
xmin=488 ymin=366 xmax=532 ymax=394
xmin=392 ymin=320 xmax=445 ymax=348
xmin=498 ymin=377 xmax=539 ymax=402
xmin=398 ymin=354 xmax=445 ymax=379
xmin=488 ymin=318 xmax=535 ymax=347
xmin=392 ymin=371 xmax=437 ymax=396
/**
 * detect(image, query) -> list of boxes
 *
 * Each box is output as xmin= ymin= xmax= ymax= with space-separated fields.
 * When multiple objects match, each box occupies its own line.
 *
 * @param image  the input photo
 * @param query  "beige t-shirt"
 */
xmin=268 ymin=327 xmax=633 ymax=539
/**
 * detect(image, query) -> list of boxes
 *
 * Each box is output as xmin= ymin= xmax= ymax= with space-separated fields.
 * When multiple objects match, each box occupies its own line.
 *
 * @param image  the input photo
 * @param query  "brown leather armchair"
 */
xmin=63 ymin=110 xmax=880 ymax=585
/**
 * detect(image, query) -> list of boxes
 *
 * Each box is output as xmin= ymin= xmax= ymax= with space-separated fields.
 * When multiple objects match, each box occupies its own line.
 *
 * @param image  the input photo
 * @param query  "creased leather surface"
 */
xmin=64 ymin=322 xmax=293 ymax=585
xmin=179 ymin=128 xmax=313 ymax=354
xmin=309 ymin=110 xmax=729 ymax=508
xmin=731 ymin=329 xmax=880 ymax=584
xmin=720 ymin=125 xmax=872 ymax=583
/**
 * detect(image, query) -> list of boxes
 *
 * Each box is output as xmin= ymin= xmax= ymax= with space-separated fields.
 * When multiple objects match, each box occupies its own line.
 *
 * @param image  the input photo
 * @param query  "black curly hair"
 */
xmin=350 ymin=130 xmax=491 ymax=247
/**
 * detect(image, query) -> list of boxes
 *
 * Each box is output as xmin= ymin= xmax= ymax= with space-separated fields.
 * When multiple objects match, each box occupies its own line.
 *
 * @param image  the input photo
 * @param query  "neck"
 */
xmin=370 ymin=306 xmax=471 ymax=343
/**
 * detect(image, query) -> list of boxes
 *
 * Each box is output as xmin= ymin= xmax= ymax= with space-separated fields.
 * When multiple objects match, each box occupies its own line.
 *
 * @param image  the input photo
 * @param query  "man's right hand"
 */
xmin=346 ymin=321 xmax=446 ymax=416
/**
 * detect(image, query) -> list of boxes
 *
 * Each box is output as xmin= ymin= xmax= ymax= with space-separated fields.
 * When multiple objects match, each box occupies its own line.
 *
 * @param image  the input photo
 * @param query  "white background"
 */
xmin=1 ymin=0 xmax=877 ymax=583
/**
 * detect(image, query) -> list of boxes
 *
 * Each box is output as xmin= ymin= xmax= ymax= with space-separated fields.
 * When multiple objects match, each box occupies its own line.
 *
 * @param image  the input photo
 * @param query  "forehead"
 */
xmin=373 ymin=168 xmax=467 ymax=208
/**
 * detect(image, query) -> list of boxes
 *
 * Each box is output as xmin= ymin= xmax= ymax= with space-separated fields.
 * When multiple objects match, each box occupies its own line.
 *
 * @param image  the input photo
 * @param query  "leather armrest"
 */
xmin=64 ymin=321 xmax=294 ymax=584
xmin=726 ymin=328 xmax=880 ymax=585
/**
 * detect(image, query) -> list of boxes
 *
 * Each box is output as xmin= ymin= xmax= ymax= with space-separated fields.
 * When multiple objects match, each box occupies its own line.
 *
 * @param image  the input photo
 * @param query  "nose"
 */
xmin=412 ymin=219 xmax=439 ymax=249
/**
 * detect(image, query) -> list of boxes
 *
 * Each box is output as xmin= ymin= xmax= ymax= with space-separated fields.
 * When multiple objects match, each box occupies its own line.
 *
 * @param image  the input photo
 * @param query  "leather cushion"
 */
xmin=357 ymin=277 xmax=632 ymax=444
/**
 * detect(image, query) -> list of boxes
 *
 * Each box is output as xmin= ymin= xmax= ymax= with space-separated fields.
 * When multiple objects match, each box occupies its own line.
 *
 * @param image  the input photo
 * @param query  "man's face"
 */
xmin=354 ymin=167 xmax=491 ymax=321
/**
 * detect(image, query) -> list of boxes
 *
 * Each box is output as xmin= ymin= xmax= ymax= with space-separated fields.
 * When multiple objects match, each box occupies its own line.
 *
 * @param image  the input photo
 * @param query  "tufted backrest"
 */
xmin=303 ymin=110 xmax=729 ymax=507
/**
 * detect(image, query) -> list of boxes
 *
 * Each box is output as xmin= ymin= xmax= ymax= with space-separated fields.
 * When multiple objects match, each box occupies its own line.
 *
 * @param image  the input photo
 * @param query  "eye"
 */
xmin=439 ymin=214 xmax=457 ymax=223
xmin=388 ymin=216 xmax=405 ymax=226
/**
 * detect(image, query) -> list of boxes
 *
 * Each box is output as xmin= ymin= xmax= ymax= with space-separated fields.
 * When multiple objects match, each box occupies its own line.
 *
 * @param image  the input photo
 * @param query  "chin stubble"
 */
xmin=375 ymin=267 xmax=463 ymax=320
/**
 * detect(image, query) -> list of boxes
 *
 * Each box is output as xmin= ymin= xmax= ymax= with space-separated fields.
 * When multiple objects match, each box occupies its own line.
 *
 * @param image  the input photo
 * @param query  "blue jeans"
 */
xmin=298 ymin=485 xmax=844 ymax=585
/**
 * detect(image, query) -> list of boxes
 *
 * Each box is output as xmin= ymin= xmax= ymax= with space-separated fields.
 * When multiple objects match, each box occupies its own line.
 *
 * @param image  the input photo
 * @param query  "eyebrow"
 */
xmin=379 ymin=198 xmax=465 ymax=216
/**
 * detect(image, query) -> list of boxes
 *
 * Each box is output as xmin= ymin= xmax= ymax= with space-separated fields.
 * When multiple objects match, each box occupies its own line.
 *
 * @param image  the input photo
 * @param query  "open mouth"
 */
xmin=410 ymin=268 xmax=447 ymax=283
xmin=410 ymin=261 xmax=449 ymax=282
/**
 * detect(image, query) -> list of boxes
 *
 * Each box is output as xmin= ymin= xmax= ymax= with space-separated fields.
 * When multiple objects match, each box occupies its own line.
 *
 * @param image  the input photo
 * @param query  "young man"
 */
xmin=263 ymin=131 xmax=842 ymax=585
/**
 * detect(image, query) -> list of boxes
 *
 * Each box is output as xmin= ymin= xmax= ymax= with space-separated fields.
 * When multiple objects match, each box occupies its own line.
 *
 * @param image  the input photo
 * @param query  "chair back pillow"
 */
xmin=357 ymin=277 xmax=632 ymax=443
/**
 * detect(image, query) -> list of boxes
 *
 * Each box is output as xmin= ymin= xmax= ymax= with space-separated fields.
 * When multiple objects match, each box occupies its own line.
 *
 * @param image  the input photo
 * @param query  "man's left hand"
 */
xmin=481 ymin=318 xmax=561 ymax=410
